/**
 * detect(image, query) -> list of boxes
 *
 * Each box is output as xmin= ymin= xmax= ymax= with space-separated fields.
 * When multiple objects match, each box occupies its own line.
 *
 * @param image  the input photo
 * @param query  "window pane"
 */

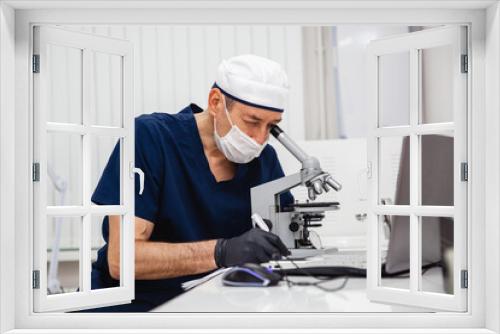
xmin=91 ymin=136 xmax=122 ymax=206
xmin=419 ymin=46 xmax=453 ymax=124
xmin=420 ymin=134 xmax=454 ymax=206
xmin=93 ymin=52 xmax=123 ymax=127
xmin=381 ymin=215 xmax=410 ymax=290
xmin=47 ymin=132 xmax=83 ymax=206
xmin=47 ymin=45 xmax=83 ymax=124
xmin=420 ymin=216 xmax=454 ymax=295
xmin=378 ymin=52 xmax=410 ymax=127
xmin=47 ymin=216 xmax=81 ymax=295
xmin=379 ymin=136 xmax=409 ymax=206
xmin=91 ymin=215 xmax=122 ymax=290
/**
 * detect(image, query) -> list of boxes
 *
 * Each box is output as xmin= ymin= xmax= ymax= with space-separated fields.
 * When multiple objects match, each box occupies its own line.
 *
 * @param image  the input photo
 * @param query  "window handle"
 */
xmin=134 ymin=168 xmax=145 ymax=195
xmin=130 ymin=162 xmax=145 ymax=195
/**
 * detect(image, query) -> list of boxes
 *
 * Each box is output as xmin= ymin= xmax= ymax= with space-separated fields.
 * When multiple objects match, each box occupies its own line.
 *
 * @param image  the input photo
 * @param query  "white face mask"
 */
xmin=213 ymin=102 xmax=267 ymax=164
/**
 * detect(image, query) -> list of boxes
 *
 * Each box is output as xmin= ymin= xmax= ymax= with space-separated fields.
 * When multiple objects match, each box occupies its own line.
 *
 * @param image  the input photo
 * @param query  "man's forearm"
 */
xmin=134 ymin=239 xmax=218 ymax=280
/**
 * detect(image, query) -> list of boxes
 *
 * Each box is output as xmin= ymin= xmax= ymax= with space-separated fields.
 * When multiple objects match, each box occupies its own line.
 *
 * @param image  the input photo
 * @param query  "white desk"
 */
xmin=152 ymin=267 xmax=443 ymax=313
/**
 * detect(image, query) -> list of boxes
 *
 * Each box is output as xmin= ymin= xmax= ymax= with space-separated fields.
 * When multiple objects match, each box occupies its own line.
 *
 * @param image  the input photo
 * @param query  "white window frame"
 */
xmin=366 ymin=26 xmax=468 ymax=312
xmin=0 ymin=1 xmax=498 ymax=333
xmin=32 ymin=26 xmax=135 ymax=312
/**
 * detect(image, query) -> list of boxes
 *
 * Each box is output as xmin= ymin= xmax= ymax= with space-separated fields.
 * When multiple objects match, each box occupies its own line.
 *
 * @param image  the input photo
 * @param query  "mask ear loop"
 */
xmin=222 ymin=94 xmax=236 ymax=128
xmin=214 ymin=94 xmax=235 ymax=138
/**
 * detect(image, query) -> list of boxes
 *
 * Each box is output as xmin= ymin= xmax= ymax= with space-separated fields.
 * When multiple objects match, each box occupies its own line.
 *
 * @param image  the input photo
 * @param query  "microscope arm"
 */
xmin=251 ymin=172 xmax=302 ymax=222
xmin=270 ymin=125 xmax=342 ymax=200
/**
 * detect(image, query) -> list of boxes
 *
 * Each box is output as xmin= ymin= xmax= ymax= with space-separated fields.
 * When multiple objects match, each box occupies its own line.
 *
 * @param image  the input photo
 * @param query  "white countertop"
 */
xmin=151 ymin=267 xmax=442 ymax=313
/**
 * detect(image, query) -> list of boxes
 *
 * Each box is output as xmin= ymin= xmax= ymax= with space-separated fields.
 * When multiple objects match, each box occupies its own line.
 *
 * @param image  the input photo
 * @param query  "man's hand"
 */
xmin=214 ymin=228 xmax=290 ymax=267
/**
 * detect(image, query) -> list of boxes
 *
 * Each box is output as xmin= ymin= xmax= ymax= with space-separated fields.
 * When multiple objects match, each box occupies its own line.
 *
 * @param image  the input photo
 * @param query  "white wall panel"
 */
xmin=219 ymin=26 xmax=236 ymax=60
xmin=68 ymin=24 xmax=304 ymax=138
xmin=189 ymin=26 xmax=209 ymax=106
xmin=204 ymin=26 xmax=221 ymax=97
xmin=267 ymin=27 xmax=290 ymax=132
xmin=172 ymin=26 xmax=191 ymax=108
xmin=156 ymin=26 xmax=175 ymax=113
xmin=141 ymin=26 xmax=160 ymax=112
xmin=284 ymin=26 xmax=305 ymax=140
xmin=235 ymin=26 xmax=252 ymax=54
xmin=251 ymin=26 xmax=269 ymax=57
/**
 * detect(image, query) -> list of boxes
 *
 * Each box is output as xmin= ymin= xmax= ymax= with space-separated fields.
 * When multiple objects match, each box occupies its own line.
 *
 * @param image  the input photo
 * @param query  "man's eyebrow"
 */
xmin=246 ymin=113 xmax=281 ymax=123
xmin=247 ymin=114 xmax=263 ymax=121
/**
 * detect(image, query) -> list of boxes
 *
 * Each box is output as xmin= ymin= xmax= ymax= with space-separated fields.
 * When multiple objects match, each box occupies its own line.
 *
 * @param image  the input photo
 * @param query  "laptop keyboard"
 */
xmin=318 ymin=251 xmax=368 ymax=269
xmin=273 ymin=251 xmax=370 ymax=270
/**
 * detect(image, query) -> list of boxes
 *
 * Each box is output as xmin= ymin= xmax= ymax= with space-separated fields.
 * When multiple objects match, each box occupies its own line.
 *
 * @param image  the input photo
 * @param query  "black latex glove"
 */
xmin=214 ymin=228 xmax=291 ymax=267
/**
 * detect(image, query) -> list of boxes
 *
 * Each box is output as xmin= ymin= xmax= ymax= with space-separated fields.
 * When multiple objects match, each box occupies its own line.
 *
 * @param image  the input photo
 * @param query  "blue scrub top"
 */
xmin=90 ymin=104 xmax=293 ymax=311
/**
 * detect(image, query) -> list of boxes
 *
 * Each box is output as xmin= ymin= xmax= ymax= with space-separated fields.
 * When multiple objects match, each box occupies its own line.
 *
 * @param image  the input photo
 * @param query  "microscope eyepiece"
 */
xmin=270 ymin=125 xmax=284 ymax=138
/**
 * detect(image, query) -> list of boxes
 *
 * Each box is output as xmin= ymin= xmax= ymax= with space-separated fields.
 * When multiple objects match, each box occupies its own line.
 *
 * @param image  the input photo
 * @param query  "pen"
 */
xmin=251 ymin=213 xmax=270 ymax=232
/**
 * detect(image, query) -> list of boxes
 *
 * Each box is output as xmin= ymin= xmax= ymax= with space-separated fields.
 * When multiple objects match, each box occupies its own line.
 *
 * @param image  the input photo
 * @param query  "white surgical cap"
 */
xmin=214 ymin=54 xmax=289 ymax=112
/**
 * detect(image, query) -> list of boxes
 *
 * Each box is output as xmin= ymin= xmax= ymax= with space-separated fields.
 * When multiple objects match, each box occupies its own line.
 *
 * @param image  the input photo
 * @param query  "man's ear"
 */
xmin=208 ymin=88 xmax=224 ymax=117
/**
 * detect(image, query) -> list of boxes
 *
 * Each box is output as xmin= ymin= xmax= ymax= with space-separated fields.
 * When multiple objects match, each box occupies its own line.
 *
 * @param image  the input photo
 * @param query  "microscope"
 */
xmin=251 ymin=125 xmax=342 ymax=258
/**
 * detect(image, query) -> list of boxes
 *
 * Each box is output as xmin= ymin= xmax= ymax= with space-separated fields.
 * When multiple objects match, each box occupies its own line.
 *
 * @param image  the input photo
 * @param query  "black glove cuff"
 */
xmin=214 ymin=238 xmax=227 ymax=268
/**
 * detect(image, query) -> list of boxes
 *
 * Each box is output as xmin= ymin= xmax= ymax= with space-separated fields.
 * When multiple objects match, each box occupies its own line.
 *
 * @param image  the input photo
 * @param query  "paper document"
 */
xmin=181 ymin=268 xmax=231 ymax=291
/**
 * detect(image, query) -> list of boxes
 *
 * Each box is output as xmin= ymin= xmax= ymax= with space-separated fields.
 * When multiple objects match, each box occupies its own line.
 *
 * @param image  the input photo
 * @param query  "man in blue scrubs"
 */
xmin=88 ymin=55 xmax=294 ymax=312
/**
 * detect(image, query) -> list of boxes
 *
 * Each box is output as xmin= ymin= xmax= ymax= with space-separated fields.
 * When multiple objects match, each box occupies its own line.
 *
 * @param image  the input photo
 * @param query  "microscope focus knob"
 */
xmin=289 ymin=222 xmax=300 ymax=232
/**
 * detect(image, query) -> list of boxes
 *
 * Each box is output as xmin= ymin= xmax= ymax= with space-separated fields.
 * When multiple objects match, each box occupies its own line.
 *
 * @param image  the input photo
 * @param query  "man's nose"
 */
xmin=253 ymin=126 xmax=269 ymax=145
